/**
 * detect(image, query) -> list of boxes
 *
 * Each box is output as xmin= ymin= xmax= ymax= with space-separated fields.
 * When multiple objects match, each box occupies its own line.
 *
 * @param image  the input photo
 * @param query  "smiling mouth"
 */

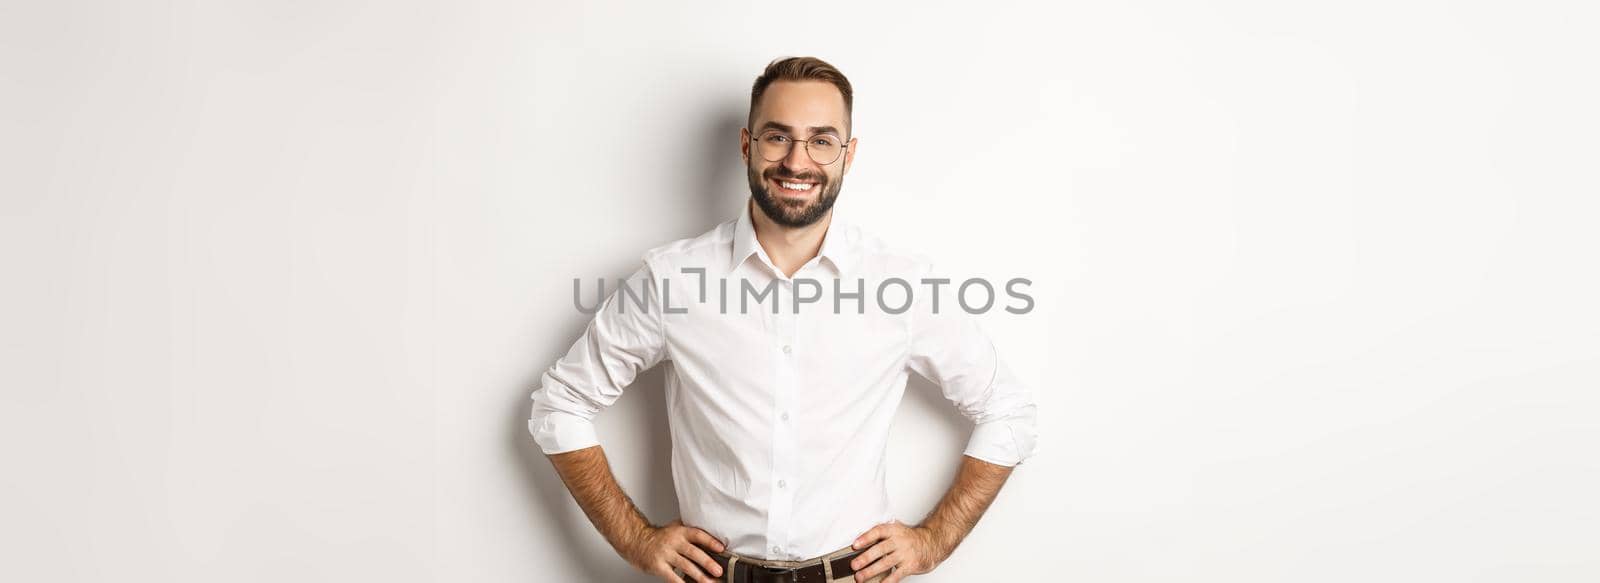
xmin=770 ymin=177 xmax=818 ymax=195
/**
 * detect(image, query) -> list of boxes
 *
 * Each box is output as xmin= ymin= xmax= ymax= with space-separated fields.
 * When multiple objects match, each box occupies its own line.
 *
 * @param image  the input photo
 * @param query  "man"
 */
xmin=528 ymin=56 xmax=1039 ymax=583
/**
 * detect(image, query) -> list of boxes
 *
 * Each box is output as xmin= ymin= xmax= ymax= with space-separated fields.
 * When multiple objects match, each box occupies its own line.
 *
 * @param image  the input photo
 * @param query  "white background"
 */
xmin=3 ymin=1 xmax=1597 ymax=581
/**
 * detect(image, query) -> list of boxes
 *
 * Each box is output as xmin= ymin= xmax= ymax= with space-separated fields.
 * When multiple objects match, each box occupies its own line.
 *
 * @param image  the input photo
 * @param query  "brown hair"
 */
xmin=749 ymin=56 xmax=854 ymax=134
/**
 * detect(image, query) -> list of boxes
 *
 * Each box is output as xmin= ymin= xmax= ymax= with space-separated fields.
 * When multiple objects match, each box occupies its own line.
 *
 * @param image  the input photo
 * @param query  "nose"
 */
xmin=781 ymin=138 xmax=815 ymax=173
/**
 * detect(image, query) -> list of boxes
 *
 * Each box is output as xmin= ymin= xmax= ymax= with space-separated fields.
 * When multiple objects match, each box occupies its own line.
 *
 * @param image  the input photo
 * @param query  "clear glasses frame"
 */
xmin=749 ymin=128 xmax=850 ymax=165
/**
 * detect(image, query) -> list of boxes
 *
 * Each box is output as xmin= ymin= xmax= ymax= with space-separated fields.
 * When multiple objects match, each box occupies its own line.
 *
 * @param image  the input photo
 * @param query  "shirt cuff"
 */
xmin=962 ymin=420 xmax=1034 ymax=467
xmin=528 ymin=411 xmax=601 ymax=455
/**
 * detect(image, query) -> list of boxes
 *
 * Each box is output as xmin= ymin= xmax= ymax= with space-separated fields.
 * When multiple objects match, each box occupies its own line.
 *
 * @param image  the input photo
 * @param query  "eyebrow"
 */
xmin=758 ymin=122 xmax=844 ymax=137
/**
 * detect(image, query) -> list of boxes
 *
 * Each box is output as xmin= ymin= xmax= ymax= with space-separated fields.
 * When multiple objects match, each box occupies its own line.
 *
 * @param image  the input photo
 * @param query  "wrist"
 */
xmin=616 ymin=520 xmax=657 ymax=564
xmin=912 ymin=524 xmax=955 ymax=564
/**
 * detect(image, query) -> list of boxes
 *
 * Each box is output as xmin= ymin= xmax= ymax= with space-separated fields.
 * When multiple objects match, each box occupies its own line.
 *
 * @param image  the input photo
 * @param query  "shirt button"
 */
xmin=772 ymin=545 xmax=781 ymax=554
xmin=778 ymin=479 xmax=787 ymax=488
xmin=782 ymin=345 xmax=792 ymax=354
xmin=780 ymin=412 xmax=790 ymax=421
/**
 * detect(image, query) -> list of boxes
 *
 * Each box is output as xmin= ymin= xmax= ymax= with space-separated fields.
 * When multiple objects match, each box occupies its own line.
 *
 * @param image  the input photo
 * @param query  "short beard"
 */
xmin=747 ymin=164 xmax=843 ymax=228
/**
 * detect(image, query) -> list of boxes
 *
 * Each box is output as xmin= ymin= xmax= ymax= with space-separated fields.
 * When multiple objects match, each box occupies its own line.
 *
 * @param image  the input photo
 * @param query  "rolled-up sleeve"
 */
xmin=905 ymin=264 xmax=1040 ymax=467
xmin=528 ymin=259 xmax=668 ymax=455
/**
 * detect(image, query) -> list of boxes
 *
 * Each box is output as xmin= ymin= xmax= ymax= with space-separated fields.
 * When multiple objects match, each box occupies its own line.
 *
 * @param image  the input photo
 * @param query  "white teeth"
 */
xmin=780 ymin=181 xmax=814 ymax=191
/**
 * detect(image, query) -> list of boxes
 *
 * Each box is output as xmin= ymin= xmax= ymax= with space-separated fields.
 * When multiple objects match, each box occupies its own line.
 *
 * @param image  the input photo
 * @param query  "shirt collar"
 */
xmin=731 ymin=200 xmax=856 ymax=277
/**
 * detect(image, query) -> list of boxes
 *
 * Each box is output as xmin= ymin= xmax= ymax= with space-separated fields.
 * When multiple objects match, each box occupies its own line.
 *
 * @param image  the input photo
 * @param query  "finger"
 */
xmin=668 ymin=555 xmax=715 ymax=583
xmin=678 ymin=541 xmax=723 ymax=579
xmin=687 ymin=527 xmax=727 ymax=553
xmin=852 ymin=524 xmax=886 ymax=550
xmin=854 ymin=551 xmax=899 ymax=583
xmin=654 ymin=565 xmax=684 ymax=583
xmin=884 ymin=564 xmax=907 ymax=583
xmin=851 ymin=539 xmax=895 ymax=572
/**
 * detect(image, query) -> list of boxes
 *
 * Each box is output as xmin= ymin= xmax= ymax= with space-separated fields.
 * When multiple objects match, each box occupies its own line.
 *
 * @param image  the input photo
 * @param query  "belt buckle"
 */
xmin=760 ymin=565 xmax=796 ymax=583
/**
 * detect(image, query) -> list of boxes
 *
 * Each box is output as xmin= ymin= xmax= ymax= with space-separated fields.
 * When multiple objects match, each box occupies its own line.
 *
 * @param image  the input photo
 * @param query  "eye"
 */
xmin=763 ymin=134 xmax=791 ymax=144
xmin=811 ymin=137 xmax=839 ymax=147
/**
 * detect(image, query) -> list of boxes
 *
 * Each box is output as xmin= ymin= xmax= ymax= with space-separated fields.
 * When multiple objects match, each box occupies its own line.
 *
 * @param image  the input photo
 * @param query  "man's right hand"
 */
xmin=623 ymin=518 xmax=727 ymax=583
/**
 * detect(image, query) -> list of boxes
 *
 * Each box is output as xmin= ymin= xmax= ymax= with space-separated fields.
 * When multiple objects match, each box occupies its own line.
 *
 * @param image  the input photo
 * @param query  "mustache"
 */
xmin=764 ymin=167 xmax=827 ymax=183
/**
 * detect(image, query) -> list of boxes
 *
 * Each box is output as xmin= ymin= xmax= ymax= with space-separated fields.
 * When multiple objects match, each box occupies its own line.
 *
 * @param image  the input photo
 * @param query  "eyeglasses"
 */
xmin=750 ymin=129 xmax=849 ymax=165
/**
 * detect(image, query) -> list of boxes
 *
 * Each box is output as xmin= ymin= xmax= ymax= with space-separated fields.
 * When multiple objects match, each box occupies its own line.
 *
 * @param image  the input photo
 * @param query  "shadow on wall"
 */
xmin=505 ymin=100 xmax=969 ymax=580
xmin=504 ymin=100 xmax=746 ymax=581
xmin=701 ymin=100 xmax=751 ymax=222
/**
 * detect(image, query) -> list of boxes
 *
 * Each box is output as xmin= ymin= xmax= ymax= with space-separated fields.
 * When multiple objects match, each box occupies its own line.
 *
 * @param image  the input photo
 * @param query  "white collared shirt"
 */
xmin=528 ymin=203 xmax=1039 ymax=561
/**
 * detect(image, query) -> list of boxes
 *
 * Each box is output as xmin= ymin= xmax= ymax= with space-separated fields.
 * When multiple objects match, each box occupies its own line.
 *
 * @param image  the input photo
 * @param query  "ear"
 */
xmin=740 ymin=127 xmax=751 ymax=164
xmin=842 ymin=136 xmax=859 ymax=175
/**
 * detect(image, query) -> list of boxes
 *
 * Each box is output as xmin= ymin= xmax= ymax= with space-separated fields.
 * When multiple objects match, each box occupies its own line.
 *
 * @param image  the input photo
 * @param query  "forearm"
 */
xmin=546 ymin=445 xmax=653 ymax=556
xmin=915 ymin=454 xmax=1015 ymax=560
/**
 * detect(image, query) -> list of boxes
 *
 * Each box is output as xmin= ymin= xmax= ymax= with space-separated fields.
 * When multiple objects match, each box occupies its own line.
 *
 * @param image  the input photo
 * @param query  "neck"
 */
xmin=748 ymin=198 xmax=831 ymax=279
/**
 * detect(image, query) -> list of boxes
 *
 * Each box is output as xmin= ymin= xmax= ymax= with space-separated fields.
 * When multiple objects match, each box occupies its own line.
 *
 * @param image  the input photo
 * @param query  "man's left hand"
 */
xmin=849 ymin=519 xmax=944 ymax=582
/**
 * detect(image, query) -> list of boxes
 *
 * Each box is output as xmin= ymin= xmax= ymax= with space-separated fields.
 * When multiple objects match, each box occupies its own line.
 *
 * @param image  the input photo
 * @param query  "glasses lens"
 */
xmin=806 ymin=135 xmax=841 ymax=164
xmin=757 ymin=132 xmax=792 ymax=162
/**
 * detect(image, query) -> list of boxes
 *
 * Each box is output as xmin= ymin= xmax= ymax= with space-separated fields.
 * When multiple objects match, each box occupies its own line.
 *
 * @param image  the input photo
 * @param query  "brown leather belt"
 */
xmin=686 ymin=548 xmax=865 ymax=583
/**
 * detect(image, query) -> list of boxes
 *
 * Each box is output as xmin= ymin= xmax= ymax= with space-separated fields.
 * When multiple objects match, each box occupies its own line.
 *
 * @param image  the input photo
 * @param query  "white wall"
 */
xmin=3 ymin=1 xmax=1597 ymax=581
